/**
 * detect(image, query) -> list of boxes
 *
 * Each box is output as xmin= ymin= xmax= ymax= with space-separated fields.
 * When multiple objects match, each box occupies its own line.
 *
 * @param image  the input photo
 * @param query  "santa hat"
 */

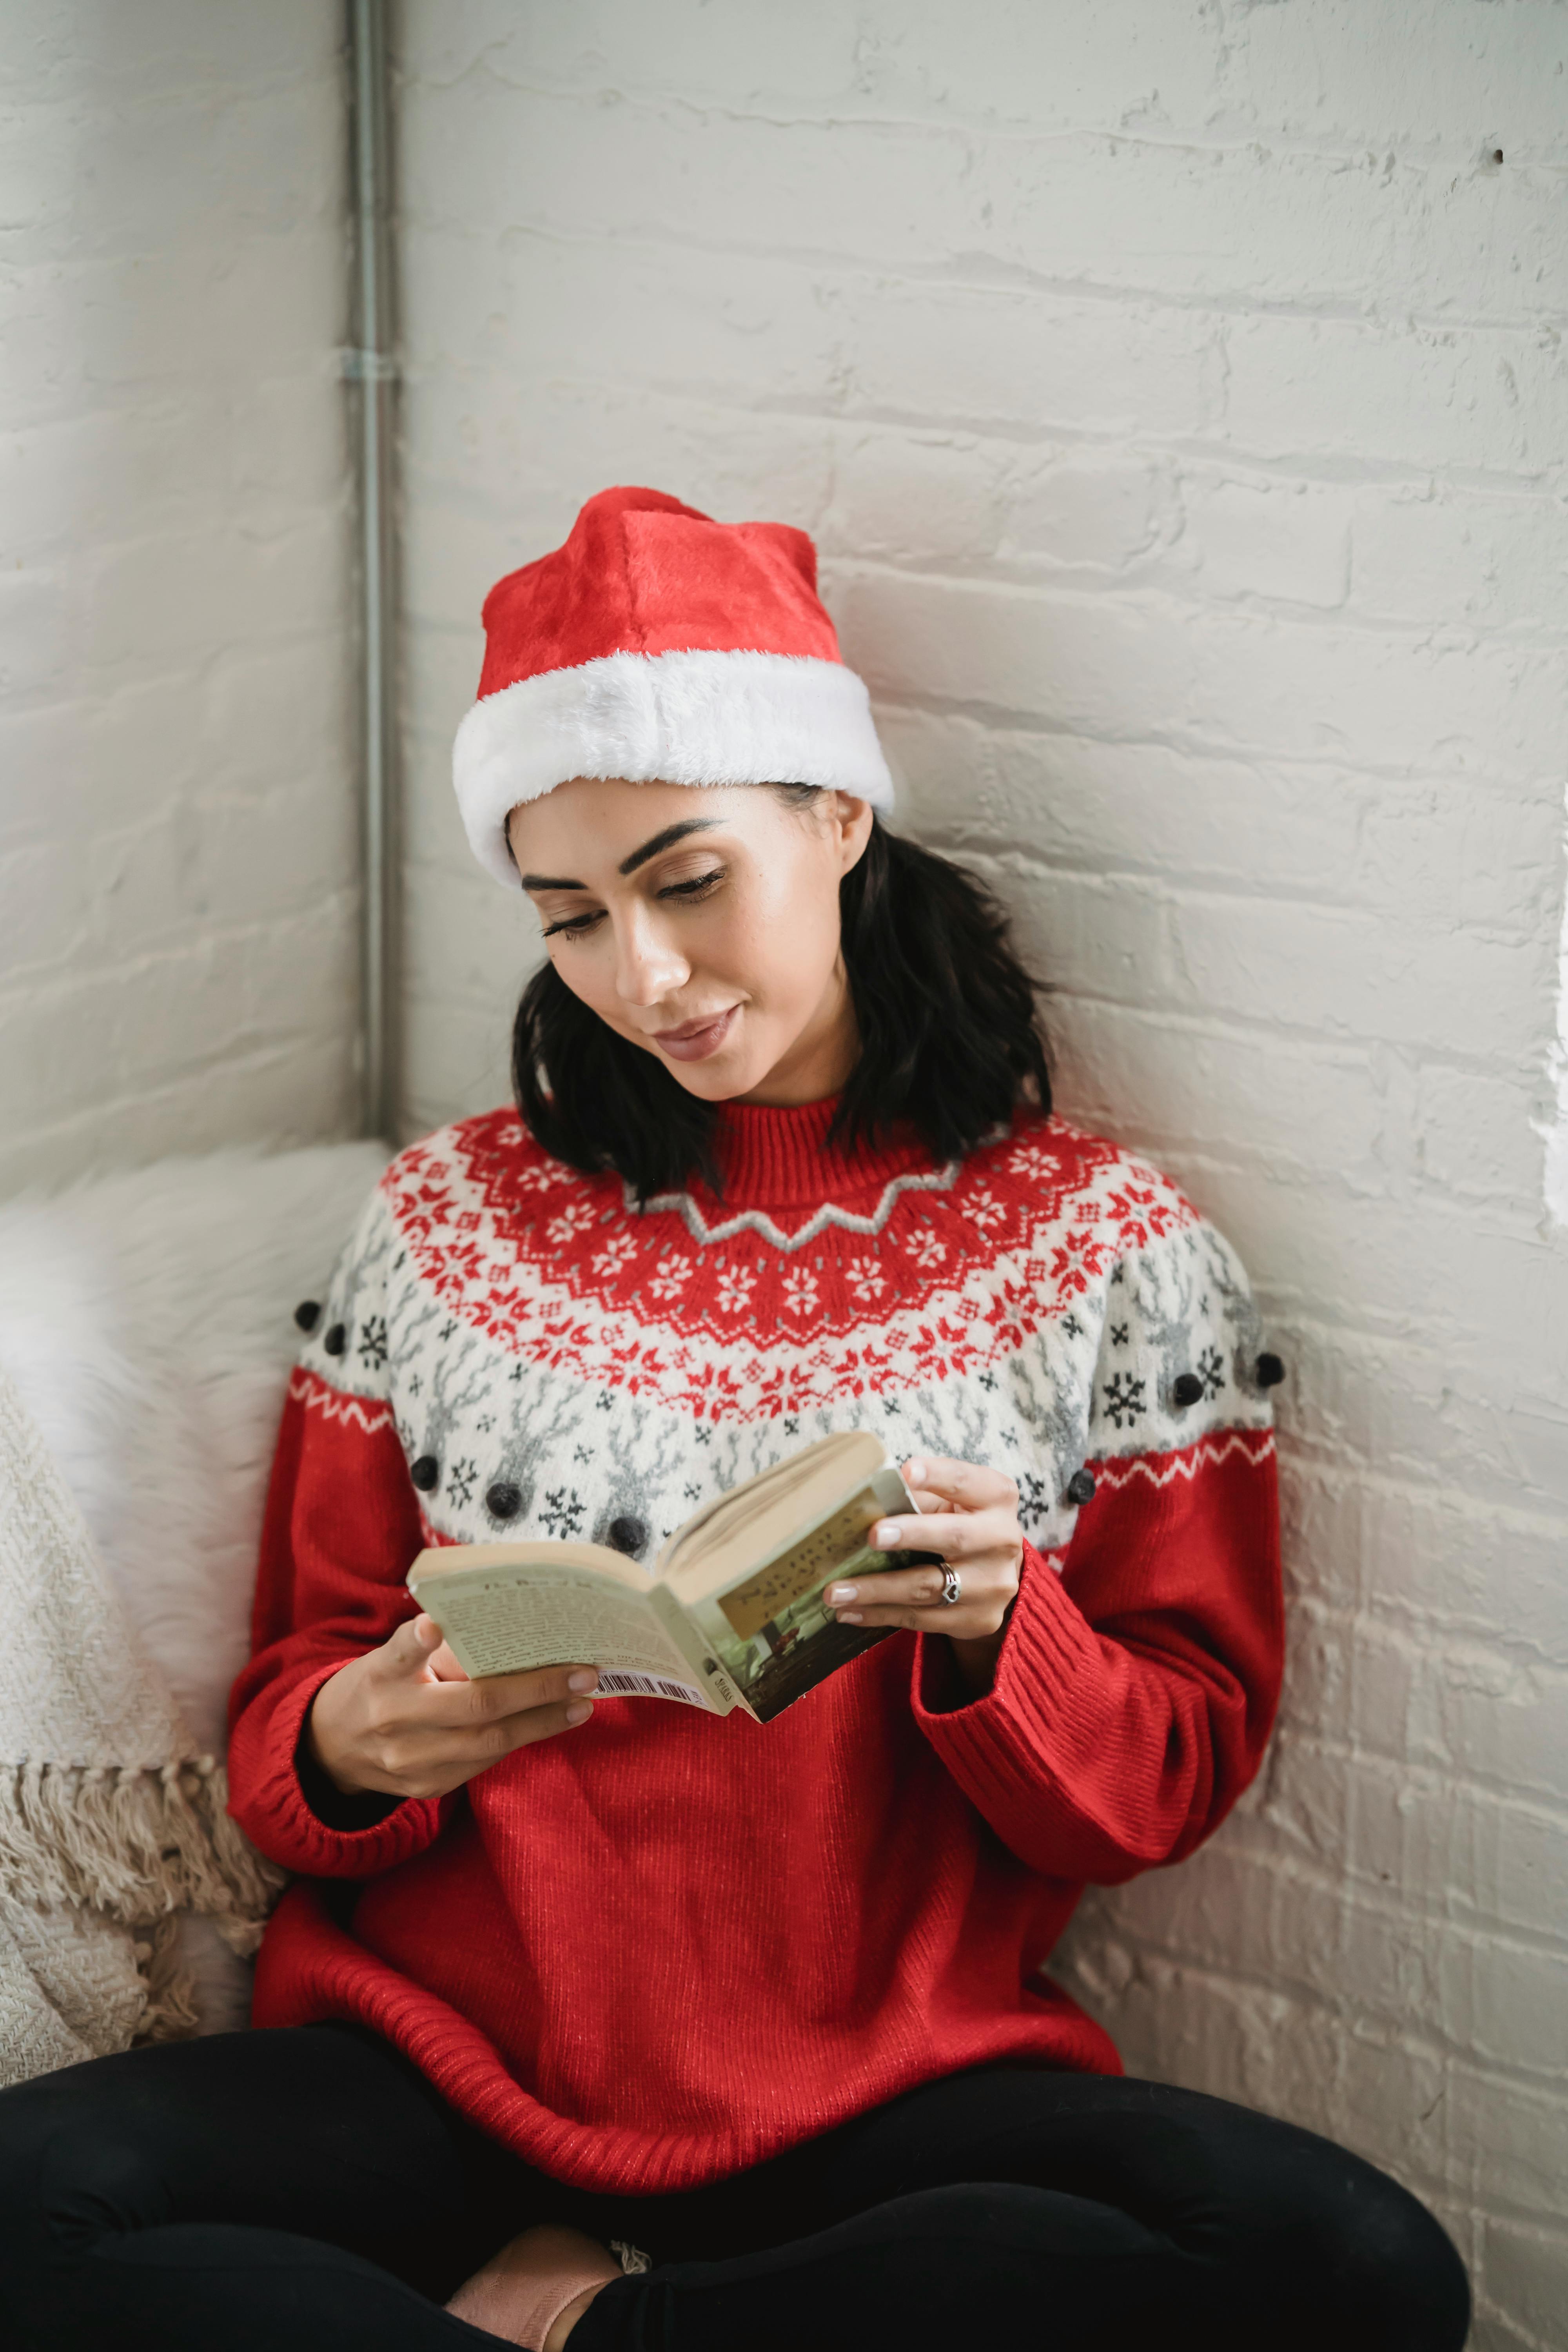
xmin=452 ymin=486 xmax=894 ymax=887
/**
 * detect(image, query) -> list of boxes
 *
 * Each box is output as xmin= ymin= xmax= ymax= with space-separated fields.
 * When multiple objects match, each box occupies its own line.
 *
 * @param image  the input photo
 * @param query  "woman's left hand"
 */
xmin=825 ymin=1455 xmax=1024 ymax=1689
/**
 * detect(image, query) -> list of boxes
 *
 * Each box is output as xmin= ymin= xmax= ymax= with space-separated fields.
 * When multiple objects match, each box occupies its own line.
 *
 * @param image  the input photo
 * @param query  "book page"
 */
xmin=681 ymin=1464 xmax=915 ymax=1723
xmin=408 ymin=1560 xmax=714 ymax=1708
xmin=659 ymin=1431 xmax=887 ymax=1588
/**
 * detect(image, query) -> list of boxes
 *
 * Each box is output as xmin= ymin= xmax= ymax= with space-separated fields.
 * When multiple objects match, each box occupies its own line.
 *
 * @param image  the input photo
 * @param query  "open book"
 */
xmin=405 ymin=1431 xmax=922 ymax=1724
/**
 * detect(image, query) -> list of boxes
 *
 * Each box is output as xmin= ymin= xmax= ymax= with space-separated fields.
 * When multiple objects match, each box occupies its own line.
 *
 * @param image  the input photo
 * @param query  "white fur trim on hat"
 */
xmin=452 ymin=648 xmax=895 ymax=888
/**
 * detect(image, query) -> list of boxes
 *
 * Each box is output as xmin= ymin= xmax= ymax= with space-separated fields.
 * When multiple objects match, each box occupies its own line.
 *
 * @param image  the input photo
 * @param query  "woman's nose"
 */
xmin=613 ymin=908 xmax=690 ymax=1007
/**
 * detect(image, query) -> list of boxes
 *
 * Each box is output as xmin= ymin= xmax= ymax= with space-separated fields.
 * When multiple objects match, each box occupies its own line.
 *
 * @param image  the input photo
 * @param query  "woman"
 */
xmin=0 ymin=489 xmax=1468 ymax=2351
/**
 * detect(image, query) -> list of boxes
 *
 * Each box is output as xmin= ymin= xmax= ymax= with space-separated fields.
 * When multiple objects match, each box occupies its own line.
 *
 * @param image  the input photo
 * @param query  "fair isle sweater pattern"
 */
xmin=293 ymin=1102 xmax=1274 ymax=1567
xmin=233 ymin=1093 xmax=1285 ymax=2191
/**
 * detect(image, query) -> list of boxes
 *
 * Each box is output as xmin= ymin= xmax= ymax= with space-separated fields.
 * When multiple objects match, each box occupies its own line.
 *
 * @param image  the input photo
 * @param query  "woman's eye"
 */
xmin=542 ymin=909 xmax=604 ymax=940
xmin=659 ymin=867 xmax=725 ymax=902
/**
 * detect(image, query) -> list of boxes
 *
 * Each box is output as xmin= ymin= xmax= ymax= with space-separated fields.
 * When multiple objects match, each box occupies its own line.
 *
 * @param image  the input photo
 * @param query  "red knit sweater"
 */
xmin=229 ymin=1097 xmax=1282 ymax=2194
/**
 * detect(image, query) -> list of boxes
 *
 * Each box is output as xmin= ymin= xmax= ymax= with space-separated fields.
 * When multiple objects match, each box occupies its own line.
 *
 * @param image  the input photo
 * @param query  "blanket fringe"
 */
xmin=0 ymin=1757 xmax=285 ymax=1958
xmin=132 ymin=1912 xmax=203 ymax=2043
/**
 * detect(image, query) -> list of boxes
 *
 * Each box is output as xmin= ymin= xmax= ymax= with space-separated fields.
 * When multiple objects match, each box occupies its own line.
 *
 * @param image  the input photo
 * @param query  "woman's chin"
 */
xmin=662 ymin=1038 xmax=795 ymax=1106
xmin=648 ymin=1014 xmax=836 ymax=1107
xmin=665 ymin=1054 xmax=764 ymax=1103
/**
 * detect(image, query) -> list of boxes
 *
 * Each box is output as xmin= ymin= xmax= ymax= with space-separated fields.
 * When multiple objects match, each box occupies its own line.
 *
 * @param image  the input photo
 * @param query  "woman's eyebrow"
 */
xmin=520 ymin=815 xmax=722 ymax=893
xmin=618 ymin=817 xmax=721 ymax=876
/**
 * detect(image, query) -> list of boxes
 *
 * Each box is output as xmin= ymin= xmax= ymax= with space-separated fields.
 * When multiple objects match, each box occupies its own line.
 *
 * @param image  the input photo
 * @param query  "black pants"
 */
xmin=0 ymin=2023 xmax=1468 ymax=2351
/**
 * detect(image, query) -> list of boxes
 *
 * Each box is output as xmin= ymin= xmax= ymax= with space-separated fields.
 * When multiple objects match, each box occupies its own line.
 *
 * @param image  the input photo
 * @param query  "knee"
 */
xmin=0 ymin=2079 xmax=67 ymax=2269
xmin=1303 ymin=2165 xmax=1470 ymax=2352
xmin=0 ymin=2073 xmax=164 ymax=2260
xmin=39 ymin=2120 xmax=175 ymax=2249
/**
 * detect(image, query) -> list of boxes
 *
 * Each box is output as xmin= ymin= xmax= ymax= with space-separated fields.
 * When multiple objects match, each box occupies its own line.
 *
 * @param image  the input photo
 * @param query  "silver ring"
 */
xmin=939 ymin=1564 xmax=962 ymax=1607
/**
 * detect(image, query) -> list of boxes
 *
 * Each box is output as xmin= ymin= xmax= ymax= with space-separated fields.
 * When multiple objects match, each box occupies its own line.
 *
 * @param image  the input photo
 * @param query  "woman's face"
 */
xmin=506 ymin=779 xmax=873 ymax=1107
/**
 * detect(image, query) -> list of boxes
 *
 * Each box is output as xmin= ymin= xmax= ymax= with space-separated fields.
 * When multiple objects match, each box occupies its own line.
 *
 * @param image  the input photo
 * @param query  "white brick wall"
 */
xmin=397 ymin=6 xmax=1568 ymax=2338
xmin=0 ymin=2 xmax=358 ymax=1193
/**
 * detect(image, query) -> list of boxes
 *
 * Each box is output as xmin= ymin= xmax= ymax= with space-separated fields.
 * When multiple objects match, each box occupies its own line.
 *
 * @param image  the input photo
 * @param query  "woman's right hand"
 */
xmin=305 ymin=1613 xmax=597 ymax=1800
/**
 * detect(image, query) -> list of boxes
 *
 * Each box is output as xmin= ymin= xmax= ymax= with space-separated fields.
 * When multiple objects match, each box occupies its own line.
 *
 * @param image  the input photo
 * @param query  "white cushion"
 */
xmin=0 ymin=1140 xmax=389 ymax=2031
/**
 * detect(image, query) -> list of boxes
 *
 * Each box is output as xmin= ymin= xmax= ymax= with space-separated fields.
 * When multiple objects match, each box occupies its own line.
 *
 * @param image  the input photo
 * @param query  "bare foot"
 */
xmin=445 ymin=2222 xmax=622 ymax=2349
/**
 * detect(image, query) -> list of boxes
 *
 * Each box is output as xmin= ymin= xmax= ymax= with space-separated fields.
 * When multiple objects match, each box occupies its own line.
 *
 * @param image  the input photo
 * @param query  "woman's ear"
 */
xmin=829 ymin=792 xmax=876 ymax=877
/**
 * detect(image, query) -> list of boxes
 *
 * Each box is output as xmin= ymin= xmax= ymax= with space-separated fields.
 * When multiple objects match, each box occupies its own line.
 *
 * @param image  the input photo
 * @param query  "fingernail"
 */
xmin=907 ymin=1460 xmax=927 ymax=1485
xmin=566 ymin=1700 xmax=593 ymax=1726
xmin=826 ymin=1584 xmax=857 ymax=1606
xmin=873 ymin=1522 xmax=901 ymax=1547
xmin=568 ymin=1669 xmax=598 ymax=1693
xmin=839 ymin=1610 xmax=864 ymax=1624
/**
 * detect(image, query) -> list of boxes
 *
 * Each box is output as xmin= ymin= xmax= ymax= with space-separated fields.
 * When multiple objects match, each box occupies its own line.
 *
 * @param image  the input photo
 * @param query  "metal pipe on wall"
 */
xmin=347 ymin=0 xmax=399 ymax=1140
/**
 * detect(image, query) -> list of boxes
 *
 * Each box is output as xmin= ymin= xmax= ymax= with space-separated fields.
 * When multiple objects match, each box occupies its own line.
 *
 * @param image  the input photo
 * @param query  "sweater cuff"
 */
xmin=294 ymin=1690 xmax=406 ymax=1834
xmin=910 ymin=1541 xmax=1103 ymax=1818
xmin=234 ymin=1662 xmax=443 ymax=1879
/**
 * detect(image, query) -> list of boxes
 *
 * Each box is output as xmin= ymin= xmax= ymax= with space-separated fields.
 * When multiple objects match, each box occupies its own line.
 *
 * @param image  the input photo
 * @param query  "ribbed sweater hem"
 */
xmin=253 ymin=1880 xmax=1120 ymax=2194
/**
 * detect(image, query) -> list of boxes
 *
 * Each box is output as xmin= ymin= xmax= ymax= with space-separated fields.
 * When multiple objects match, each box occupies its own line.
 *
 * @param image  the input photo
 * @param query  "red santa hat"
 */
xmin=452 ymin=485 xmax=894 ymax=887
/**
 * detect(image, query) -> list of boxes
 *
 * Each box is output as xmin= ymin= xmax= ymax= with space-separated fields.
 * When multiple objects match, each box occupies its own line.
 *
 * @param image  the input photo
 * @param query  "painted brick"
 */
xmin=1434 ymin=1655 xmax=1568 ymax=1813
xmin=970 ymin=858 xmax=1180 ymax=1013
xmin=1292 ymin=1605 xmax=1568 ymax=1811
xmin=413 ymin=91 xmax=1509 ymax=322
xmin=1 ymin=1 xmax=357 ymax=1187
xmin=1222 ymin=312 xmax=1567 ymax=479
xmin=1286 ymin=1742 xmax=1568 ymax=1945
xmin=1047 ymin=998 xmax=1390 ymax=1191
xmin=1291 ymin=1470 xmax=1568 ymax=1674
xmin=1165 ymin=889 xmax=1552 ymax=1060
xmin=1354 ymin=784 xmax=1561 ymax=943
xmin=838 ymin=567 xmax=1568 ymax=782
xmin=1408 ymin=2063 xmax=1565 ymax=2227
xmin=1233 ymin=1 xmax=1568 ymax=159
xmin=1351 ymin=483 xmax=1568 ymax=634
xmin=401 ymin=988 xmax=514 ymax=1136
xmin=1177 ymin=471 xmax=1353 ymax=611
xmin=1481 ymin=2220 xmax=1568 ymax=2347
xmin=886 ymin=711 xmax=1374 ymax=902
xmin=402 ymin=0 xmax=1230 ymax=138
xmin=404 ymin=860 xmax=536 ymax=1016
xmin=1415 ymin=1065 xmax=1549 ymax=1202
xmin=842 ymin=278 xmax=1220 ymax=442
xmin=1100 ymin=1833 xmax=1568 ymax=2082
xmin=993 ymin=451 xmax=1169 ymax=580
xmin=0 ymin=1034 xmax=352 ymax=1200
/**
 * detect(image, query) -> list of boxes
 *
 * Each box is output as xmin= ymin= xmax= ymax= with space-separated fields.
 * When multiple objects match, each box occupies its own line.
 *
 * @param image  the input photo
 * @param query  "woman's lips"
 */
xmin=651 ymin=1005 xmax=739 ymax=1062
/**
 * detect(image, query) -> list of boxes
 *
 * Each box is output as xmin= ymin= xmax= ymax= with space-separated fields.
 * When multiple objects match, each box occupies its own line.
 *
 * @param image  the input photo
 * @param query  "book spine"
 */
xmin=648 ymin=1585 xmax=756 ymax=1721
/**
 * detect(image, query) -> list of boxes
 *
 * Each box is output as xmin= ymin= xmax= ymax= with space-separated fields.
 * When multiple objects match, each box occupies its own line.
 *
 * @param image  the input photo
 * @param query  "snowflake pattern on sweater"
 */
xmin=294 ymin=1103 xmax=1273 ymax=1563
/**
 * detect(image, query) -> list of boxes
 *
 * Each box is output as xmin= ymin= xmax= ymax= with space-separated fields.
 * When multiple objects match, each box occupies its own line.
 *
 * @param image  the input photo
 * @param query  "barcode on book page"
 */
xmin=595 ymin=1670 xmax=707 ymax=1706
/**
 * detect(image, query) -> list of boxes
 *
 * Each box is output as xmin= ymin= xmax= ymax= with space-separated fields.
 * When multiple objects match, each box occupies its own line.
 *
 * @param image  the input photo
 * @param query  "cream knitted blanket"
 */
xmin=0 ymin=1363 xmax=283 ymax=2081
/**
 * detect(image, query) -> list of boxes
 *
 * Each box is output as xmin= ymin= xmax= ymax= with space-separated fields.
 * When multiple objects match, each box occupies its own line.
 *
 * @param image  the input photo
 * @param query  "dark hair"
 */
xmin=512 ymin=792 xmax=1050 ymax=1200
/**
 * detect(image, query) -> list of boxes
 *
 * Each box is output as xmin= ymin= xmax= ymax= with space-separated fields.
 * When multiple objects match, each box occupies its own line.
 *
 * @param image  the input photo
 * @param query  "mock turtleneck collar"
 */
xmin=706 ymin=1095 xmax=938 ymax=1210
